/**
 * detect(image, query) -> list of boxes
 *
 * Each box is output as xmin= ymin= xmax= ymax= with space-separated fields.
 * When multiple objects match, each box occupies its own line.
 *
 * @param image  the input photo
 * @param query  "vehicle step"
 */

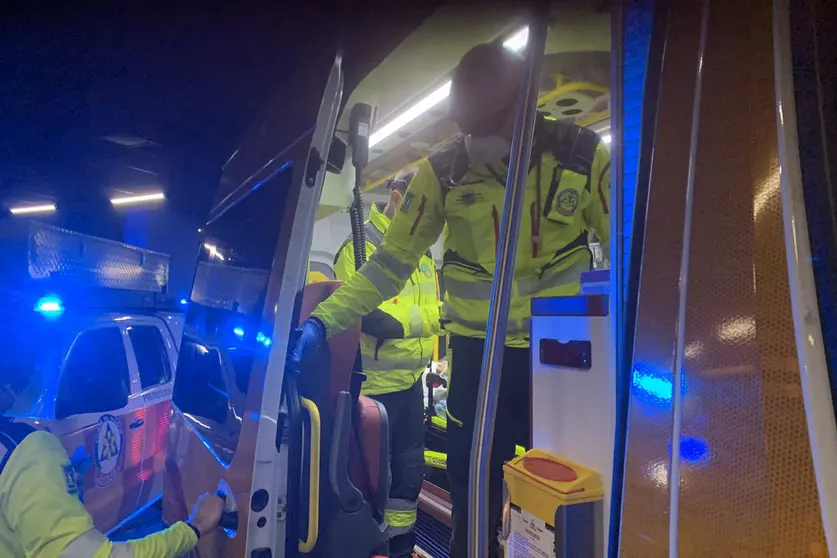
xmin=414 ymin=508 xmax=451 ymax=558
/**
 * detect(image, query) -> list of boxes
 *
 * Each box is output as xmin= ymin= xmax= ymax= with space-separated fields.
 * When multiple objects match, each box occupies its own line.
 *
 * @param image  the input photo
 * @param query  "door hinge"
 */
xmin=305 ymin=147 xmax=325 ymax=187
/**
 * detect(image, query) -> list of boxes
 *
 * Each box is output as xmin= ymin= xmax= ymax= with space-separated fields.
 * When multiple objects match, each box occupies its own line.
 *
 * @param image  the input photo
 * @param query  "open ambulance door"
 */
xmin=162 ymin=39 xmax=345 ymax=557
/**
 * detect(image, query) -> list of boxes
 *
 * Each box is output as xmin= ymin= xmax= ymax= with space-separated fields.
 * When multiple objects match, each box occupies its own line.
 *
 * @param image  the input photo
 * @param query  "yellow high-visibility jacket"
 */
xmin=0 ymin=428 xmax=197 ymax=558
xmin=312 ymin=117 xmax=610 ymax=349
xmin=334 ymin=203 xmax=440 ymax=395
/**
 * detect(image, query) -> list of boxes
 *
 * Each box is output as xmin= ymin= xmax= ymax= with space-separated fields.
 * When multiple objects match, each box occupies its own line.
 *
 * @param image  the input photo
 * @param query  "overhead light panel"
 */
xmin=369 ymin=82 xmax=452 ymax=148
xmin=110 ymin=192 xmax=165 ymax=206
xmin=9 ymin=203 xmax=56 ymax=215
xmin=503 ymin=27 xmax=529 ymax=52
xmin=367 ymin=26 xmax=529 ymax=149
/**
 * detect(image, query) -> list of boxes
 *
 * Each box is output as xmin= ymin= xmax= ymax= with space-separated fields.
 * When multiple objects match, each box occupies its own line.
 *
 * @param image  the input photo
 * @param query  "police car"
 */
xmin=0 ymin=220 xmax=183 ymax=535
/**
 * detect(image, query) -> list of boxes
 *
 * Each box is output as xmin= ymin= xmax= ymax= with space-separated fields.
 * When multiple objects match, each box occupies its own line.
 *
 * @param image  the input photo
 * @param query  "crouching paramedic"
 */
xmin=289 ymin=41 xmax=610 ymax=557
xmin=0 ymin=369 xmax=225 ymax=557
xmin=332 ymin=171 xmax=440 ymax=558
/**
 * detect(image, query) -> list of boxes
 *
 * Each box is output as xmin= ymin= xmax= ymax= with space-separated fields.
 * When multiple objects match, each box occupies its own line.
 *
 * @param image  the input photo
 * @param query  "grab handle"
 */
xmin=299 ymin=397 xmax=321 ymax=553
xmin=214 ymin=490 xmax=238 ymax=532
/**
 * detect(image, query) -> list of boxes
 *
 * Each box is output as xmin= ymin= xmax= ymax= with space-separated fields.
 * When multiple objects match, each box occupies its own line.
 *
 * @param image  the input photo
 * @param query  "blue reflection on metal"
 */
xmin=669 ymin=436 xmax=712 ymax=467
xmin=256 ymin=331 xmax=272 ymax=347
xmin=34 ymin=295 xmax=64 ymax=318
xmin=632 ymin=370 xmax=673 ymax=401
xmin=631 ymin=365 xmax=688 ymax=408
xmin=233 ymin=327 xmax=245 ymax=338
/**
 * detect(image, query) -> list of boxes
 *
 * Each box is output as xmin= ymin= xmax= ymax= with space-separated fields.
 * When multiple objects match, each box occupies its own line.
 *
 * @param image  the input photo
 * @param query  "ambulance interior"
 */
xmin=161 ymin=1 xmax=835 ymax=557
xmin=310 ymin=5 xmax=613 ymax=548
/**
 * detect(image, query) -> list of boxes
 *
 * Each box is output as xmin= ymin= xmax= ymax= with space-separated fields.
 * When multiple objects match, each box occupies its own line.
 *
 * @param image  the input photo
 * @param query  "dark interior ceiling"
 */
xmin=0 ymin=1 xmax=442 ymax=219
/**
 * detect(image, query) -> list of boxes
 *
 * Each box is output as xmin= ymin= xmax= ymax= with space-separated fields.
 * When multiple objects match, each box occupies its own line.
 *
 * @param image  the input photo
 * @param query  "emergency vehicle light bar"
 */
xmin=0 ymin=221 xmax=170 ymax=294
xmin=34 ymin=295 xmax=65 ymax=318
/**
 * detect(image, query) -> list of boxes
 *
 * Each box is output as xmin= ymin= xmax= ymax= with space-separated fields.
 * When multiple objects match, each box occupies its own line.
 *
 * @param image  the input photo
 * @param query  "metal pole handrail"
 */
xmin=467 ymin=10 xmax=549 ymax=558
xmin=668 ymin=2 xmax=710 ymax=556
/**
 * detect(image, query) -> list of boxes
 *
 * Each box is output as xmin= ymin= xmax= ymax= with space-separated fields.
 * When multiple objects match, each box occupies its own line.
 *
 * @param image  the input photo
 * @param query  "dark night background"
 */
xmin=0 ymin=1 xmax=440 ymax=221
xmin=0 ymin=1 xmax=440 ymax=293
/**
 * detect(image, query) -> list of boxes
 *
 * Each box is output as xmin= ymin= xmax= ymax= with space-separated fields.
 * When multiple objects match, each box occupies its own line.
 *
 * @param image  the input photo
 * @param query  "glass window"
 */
xmin=227 ymin=348 xmax=255 ymax=395
xmin=128 ymin=325 xmax=172 ymax=389
xmin=173 ymin=335 xmax=229 ymax=423
xmin=172 ymin=334 xmax=245 ymax=464
xmin=172 ymin=165 xmax=290 ymax=464
xmin=56 ymin=327 xmax=130 ymax=419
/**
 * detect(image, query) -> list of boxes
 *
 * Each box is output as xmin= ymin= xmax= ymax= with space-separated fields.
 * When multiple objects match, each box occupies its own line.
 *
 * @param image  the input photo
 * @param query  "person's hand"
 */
xmin=188 ymin=492 xmax=226 ymax=537
xmin=436 ymin=360 xmax=449 ymax=375
xmin=286 ymin=317 xmax=327 ymax=374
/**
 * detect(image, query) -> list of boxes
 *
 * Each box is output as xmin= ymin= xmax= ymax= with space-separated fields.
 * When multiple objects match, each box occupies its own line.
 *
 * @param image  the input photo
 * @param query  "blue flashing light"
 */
xmin=669 ymin=436 xmax=712 ymax=467
xmin=179 ymin=298 xmax=188 ymax=306
xmin=256 ymin=332 xmax=272 ymax=347
xmin=233 ymin=327 xmax=245 ymax=339
xmin=35 ymin=295 xmax=65 ymax=318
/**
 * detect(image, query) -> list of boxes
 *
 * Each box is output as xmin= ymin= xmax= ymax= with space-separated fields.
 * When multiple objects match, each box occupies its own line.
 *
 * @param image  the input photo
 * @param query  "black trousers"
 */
xmin=370 ymin=378 xmax=426 ymax=558
xmin=446 ymin=336 xmax=531 ymax=558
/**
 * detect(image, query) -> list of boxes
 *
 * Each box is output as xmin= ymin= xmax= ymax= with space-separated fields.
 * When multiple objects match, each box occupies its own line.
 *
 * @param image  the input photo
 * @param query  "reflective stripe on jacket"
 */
xmin=0 ymin=429 xmax=196 ymax=558
xmin=333 ymin=204 xmax=440 ymax=396
xmin=312 ymin=118 xmax=610 ymax=349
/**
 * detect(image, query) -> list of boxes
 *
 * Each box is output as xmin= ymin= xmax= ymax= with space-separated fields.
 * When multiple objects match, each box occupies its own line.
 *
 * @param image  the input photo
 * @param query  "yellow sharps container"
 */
xmin=502 ymin=449 xmax=604 ymax=558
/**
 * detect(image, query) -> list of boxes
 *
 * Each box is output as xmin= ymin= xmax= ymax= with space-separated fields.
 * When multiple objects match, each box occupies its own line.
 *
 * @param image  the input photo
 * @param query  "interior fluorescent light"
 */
xmin=367 ymin=27 xmax=529 ymax=149
xmin=503 ymin=27 xmax=529 ymax=52
xmin=110 ymin=192 xmax=165 ymax=205
xmin=9 ymin=203 xmax=57 ymax=215
xmin=369 ymin=82 xmax=452 ymax=148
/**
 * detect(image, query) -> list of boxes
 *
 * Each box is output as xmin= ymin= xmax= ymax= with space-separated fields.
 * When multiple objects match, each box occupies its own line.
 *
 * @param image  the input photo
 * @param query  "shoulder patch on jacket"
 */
xmin=400 ymin=192 xmax=415 ymax=212
xmin=64 ymin=463 xmax=80 ymax=497
xmin=537 ymin=118 xmax=599 ymax=176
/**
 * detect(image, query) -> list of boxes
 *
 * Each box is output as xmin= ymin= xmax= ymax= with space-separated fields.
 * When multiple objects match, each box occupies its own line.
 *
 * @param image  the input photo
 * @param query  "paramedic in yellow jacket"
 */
xmin=289 ymin=42 xmax=610 ymax=558
xmin=333 ymin=171 xmax=440 ymax=558
xmin=0 ymin=369 xmax=225 ymax=558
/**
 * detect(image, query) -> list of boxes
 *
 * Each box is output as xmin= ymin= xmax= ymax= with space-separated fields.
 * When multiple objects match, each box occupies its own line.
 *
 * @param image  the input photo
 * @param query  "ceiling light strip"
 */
xmin=110 ymin=192 xmax=166 ymax=205
xmin=368 ymin=26 xmax=529 ymax=148
xmin=9 ymin=204 xmax=57 ymax=215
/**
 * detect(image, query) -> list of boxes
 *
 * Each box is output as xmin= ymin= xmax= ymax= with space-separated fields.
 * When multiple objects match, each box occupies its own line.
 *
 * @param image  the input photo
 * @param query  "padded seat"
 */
xmin=297 ymin=281 xmax=390 ymax=557
xmin=351 ymin=395 xmax=389 ymax=512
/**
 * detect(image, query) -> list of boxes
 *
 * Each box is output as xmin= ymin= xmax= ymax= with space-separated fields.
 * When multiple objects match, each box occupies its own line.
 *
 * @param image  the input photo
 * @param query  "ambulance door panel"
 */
xmin=53 ymin=324 xmax=135 ymax=533
xmin=123 ymin=321 xmax=175 ymax=511
xmin=163 ymin=50 xmax=344 ymax=557
xmin=117 ymin=323 xmax=150 ymax=524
